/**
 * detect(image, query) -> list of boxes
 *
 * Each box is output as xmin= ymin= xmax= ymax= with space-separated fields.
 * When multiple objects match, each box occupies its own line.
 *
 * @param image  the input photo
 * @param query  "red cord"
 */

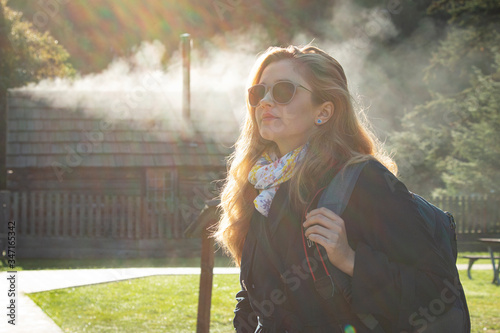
xmin=316 ymin=243 xmax=330 ymax=273
xmin=301 ymin=218 xmax=316 ymax=281
xmin=301 ymin=185 xmax=331 ymax=281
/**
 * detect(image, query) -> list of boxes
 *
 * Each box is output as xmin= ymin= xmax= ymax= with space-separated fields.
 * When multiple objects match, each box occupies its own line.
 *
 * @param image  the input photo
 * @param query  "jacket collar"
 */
xmin=240 ymin=181 xmax=299 ymax=277
xmin=267 ymin=180 xmax=298 ymax=239
xmin=240 ymin=213 xmax=258 ymax=280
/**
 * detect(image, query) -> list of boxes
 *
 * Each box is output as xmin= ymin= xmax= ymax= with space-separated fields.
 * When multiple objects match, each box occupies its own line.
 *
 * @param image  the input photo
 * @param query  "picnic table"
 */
xmin=479 ymin=238 xmax=500 ymax=284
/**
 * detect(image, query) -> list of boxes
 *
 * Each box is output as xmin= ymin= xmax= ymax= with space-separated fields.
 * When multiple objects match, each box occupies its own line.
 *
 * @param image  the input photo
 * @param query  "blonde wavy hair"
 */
xmin=211 ymin=45 xmax=397 ymax=266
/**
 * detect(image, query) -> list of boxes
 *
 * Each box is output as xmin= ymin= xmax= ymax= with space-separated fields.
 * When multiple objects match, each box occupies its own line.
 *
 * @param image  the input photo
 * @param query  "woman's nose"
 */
xmin=259 ymin=90 xmax=273 ymax=107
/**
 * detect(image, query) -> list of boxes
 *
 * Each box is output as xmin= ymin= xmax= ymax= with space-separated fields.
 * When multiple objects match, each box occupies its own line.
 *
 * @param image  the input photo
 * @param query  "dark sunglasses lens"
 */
xmin=249 ymin=85 xmax=266 ymax=106
xmin=273 ymin=82 xmax=296 ymax=104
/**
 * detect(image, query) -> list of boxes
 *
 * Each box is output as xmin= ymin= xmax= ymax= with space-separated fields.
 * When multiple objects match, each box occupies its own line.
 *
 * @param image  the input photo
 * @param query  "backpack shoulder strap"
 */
xmin=316 ymin=160 xmax=387 ymax=332
xmin=317 ymin=160 xmax=369 ymax=215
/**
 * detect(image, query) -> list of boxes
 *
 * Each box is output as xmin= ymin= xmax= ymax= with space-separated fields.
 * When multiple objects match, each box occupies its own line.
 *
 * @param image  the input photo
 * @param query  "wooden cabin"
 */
xmin=5 ymin=90 xmax=239 ymax=258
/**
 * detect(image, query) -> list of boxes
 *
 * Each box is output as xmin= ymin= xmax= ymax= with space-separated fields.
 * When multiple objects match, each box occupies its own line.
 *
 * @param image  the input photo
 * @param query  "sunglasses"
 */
xmin=247 ymin=80 xmax=313 ymax=107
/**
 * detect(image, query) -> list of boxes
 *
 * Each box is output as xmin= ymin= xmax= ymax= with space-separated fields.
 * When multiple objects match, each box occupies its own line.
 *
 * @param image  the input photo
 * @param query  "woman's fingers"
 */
xmin=304 ymin=224 xmax=338 ymax=241
xmin=306 ymin=233 xmax=330 ymax=248
xmin=303 ymin=215 xmax=338 ymax=232
xmin=303 ymin=207 xmax=344 ymax=232
xmin=305 ymin=226 xmax=343 ymax=255
xmin=303 ymin=206 xmax=355 ymax=276
xmin=306 ymin=207 xmax=341 ymax=221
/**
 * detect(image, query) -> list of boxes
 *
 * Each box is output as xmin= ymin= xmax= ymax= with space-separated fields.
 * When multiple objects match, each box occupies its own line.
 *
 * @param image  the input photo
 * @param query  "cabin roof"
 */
xmin=6 ymin=91 xmax=240 ymax=168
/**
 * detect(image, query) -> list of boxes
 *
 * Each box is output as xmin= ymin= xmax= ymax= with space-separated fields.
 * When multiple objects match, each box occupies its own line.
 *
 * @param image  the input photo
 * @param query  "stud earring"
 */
xmin=317 ymin=119 xmax=322 ymax=124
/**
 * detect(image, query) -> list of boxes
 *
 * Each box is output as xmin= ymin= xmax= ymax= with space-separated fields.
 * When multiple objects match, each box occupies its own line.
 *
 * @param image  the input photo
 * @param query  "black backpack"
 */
xmin=314 ymin=160 xmax=471 ymax=332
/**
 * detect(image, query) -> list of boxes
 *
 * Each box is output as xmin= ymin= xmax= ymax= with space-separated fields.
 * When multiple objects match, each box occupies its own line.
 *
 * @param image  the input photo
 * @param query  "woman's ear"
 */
xmin=315 ymin=101 xmax=334 ymax=125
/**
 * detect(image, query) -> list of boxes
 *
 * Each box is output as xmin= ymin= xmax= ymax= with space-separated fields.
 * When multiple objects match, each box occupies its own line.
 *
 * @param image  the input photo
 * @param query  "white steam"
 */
xmin=12 ymin=38 xmax=261 ymax=142
xmin=11 ymin=2 xmax=439 ymax=143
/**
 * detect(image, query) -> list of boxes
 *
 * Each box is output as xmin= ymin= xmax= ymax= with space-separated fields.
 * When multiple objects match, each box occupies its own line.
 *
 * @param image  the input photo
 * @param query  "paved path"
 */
xmin=10 ymin=267 xmax=240 ymax=294
xmin=0 ymin=264 xmax=492 ymax=332
xmin=0 ymin=267 xmax=238 ymax=333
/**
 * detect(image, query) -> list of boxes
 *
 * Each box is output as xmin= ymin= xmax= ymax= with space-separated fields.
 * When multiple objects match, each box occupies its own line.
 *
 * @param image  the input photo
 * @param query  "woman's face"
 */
xmin=253 ymin=59 xmax=319 ymax=157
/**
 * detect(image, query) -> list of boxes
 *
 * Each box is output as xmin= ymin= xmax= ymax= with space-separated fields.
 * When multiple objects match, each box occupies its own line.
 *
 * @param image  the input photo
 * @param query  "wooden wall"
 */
xmin=4 ymin=189 xmax=500 ymax=258
xmin=4 ymin=165 xmax=227 ymax=258
xmin=7 ymin=167 xmax=144 ymax=195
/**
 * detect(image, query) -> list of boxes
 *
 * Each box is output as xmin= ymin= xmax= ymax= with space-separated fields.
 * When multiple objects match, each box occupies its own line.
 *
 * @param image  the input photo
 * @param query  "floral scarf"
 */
xmin=248 ymin=142 xmax=309 ymax=217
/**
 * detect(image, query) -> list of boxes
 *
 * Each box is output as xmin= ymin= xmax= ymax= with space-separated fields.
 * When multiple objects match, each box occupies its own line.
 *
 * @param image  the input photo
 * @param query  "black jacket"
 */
xmin=233 ymin=160 xmax=467 ymax=332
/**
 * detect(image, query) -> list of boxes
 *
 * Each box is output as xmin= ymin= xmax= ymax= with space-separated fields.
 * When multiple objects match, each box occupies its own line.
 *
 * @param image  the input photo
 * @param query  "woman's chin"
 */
xmin=259 ymin=130 xmax=277 ymax=142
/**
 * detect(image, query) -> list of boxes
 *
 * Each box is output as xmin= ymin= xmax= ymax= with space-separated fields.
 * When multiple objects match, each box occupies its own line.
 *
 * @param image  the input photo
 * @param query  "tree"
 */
xmin=7 ymin=0 xmax=335 ymax=73
xmin=0 ymin=0 xmax=74 ymax=189
xmin=389 ymin=0 xmax=500 ymax=197
xmin=0 ymin=0 xmax=74 ymax=88
xmin=437 ymin=63 xmax=500 ymax=196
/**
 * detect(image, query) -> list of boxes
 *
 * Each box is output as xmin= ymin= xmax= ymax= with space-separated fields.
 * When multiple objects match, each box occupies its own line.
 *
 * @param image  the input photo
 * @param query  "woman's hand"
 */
xmin=303 ymin=207 xmax=355 ymax=277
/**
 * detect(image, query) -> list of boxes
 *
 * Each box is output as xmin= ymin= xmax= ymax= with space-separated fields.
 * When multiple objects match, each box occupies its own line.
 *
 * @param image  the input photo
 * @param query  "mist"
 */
xmin=10 ymin=1 xmax=445 ymax=145
xmin=11 ymin=38 xmax=255 ymax=143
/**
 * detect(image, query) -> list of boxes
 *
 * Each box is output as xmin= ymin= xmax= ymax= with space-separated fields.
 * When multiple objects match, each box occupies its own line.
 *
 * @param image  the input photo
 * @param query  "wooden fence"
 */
xmin=6 ymin=191 xmax=500 ymax=240
xmin=433 ymin=195 xmax=500 ymax=234
xmin=8 ymin=191 xmax=180 ymax=239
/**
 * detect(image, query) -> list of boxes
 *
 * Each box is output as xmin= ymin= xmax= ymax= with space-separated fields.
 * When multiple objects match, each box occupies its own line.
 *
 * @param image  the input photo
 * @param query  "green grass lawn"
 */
xmin=27 ymin=270 xmax=499 ymax=333
xmin=28 ymin=274 xmax=240 ymax=333
xmin=460 ymin=270 xmax=500 ymax=332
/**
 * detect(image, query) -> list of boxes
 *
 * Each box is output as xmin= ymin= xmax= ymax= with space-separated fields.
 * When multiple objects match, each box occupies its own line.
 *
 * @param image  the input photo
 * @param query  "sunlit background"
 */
xmin=4 ymin=0 xmax=498 ymax=197
xmin=1 ymin=0 xmax=498 ymax=236
xmin=1 ymin=1 xmax=499 ymax=332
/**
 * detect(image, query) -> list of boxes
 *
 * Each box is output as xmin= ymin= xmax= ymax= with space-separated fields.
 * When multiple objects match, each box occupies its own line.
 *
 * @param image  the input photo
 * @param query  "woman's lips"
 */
xmin=262 ymin=114 xmax=278 ymax=121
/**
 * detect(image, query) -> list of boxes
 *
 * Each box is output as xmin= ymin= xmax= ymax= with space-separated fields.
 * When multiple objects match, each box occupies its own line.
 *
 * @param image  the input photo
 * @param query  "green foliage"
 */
xmin=0 ymin=0 xmax=74 ymax=91
xmin=428 ymin=0 xmax=500 ymax=26
xmin=424 ymin=23 xmax=500 ymax=96
xmin=390 ymin=1 xmax=500 ymax=196
xmin=437 ymin=65 xmax=500 ymax=196
xmin=7 ymin=0 xmax=336 ymax=73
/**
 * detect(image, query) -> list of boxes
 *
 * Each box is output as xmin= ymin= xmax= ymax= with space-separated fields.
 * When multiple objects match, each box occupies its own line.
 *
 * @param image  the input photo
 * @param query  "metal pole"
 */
xmin=180 ymin=33 xmax=191 ymax=122
xmin=0 ymin=92 xmax=9 ymax=238
xmin=0 ymin=91 xmax=7 ymax=190
xmin=196 ymin=226 xmax=215 ymax=333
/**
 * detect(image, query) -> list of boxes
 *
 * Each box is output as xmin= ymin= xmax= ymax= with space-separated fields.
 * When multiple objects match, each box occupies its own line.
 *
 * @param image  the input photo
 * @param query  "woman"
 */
xmin=212 ymin=45 xmax=468 ymax=332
